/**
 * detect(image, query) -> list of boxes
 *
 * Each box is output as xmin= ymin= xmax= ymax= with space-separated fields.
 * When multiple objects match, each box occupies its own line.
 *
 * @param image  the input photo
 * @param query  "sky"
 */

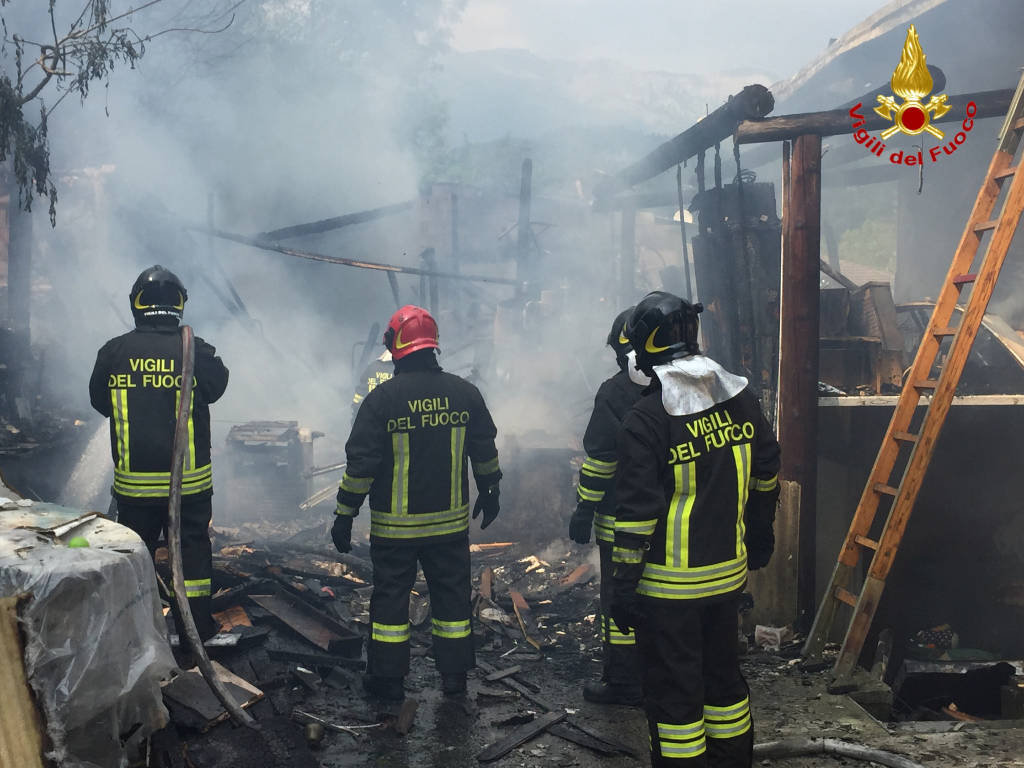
xmin=450 ymin=0 xmax=893 ymax=78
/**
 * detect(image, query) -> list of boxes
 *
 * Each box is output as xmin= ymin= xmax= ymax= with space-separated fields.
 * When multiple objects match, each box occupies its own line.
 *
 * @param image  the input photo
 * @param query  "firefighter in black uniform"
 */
xmin=569 ymin=307 xmax=648 ymax=705
xmin=89 ymin=266 xmax=229 ymax=644
xmin=332 ymin=305 xmax=501 ymax=700
xmin=611 ymin=291 xmax=780 ymax=768
xmin=352 ymin=350 xmax=393 ymax=422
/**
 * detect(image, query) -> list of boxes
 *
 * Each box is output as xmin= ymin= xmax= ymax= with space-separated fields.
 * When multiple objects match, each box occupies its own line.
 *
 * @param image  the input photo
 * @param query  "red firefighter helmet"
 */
xmin=383 ymin=305 xmax=439 ymax=360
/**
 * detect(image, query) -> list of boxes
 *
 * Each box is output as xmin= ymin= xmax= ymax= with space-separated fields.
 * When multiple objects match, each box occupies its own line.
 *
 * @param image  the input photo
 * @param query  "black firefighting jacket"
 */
xmin=352 ymin=356 xmax=394 ymax=418
xmin=337 ymin=353 xmax=501 ymax=543
xmin=613 ymin=385 xmax=780 ymax=603
xmin=89 ymin=324 xmax=229 ymax=503
xmin=576 ymin=369 xmax=645 ymax=544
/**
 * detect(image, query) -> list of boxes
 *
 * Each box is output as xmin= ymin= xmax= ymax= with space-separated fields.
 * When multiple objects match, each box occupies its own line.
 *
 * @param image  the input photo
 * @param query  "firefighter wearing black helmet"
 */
xmin=568 ymin=307 xmax=649 ymax=706
xmin=89 ymin=266 xmax=229 ymax=645
xmin=611 ymin=291 xmax=780 ymax=768
xmin=333 ymin=305 xmax=501 ymax=701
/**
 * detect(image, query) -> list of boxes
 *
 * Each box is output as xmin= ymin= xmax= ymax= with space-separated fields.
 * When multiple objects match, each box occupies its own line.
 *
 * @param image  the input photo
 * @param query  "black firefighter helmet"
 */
xmin=130 ymin=265 xmax=187 ymax=326
xmin=625 ymin=291 xmax=702 ymax=373
xmin=607 ymin=306 xmax=634 ymax=363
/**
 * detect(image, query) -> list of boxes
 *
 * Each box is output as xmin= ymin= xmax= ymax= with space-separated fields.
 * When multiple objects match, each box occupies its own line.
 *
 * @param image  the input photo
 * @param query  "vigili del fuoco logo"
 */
xmin=848 ymin=25 xmax=977 ymax=166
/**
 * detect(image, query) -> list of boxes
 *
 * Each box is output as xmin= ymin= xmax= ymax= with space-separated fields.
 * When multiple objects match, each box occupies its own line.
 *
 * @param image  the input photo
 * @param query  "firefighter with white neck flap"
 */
xmin=612 ymin=291 xmax=780 ymax=768
xmin=332 ymin=305 xmax=501 ymax=701
xmin=569 ymin=306 xmax=649 ymax=706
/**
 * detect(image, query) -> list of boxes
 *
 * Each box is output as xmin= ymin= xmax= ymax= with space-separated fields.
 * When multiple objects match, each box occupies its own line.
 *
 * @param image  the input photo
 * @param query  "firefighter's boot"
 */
xmin=583 ymin=680 xmax=643 ymax=706
xmin=363 ymin=674 xmax=405 ymax=701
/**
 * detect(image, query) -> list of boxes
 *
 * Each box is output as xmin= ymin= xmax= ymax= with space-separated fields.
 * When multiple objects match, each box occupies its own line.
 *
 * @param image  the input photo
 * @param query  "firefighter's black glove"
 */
xmin=568 ymin=502 xmax=595 ymax=544
xmin=745 ymin=526 xmax=774 ymax=570
xmin=473 ymin=485 xmax=500 ymax=530
xmin=331 ymin=515 xmax=353 ymax=554
xmin=744 ymin=491 xmax=778 ymax=570
xmin=610 ymin=561 xmax=645 ymax=633
xmin=610 ymin=580 xmax=645 ymax=634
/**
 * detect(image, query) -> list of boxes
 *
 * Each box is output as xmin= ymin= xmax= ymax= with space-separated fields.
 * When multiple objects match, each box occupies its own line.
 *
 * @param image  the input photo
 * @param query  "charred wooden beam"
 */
xmin=192 ymin=225 xmax=519 ymax=286
xmin=777 ymin=136 xmax=821 ymax=631
xmin=258 ymin=200 xmax=414 ymax=241
xmin=736 ymin=88 xmax=1012 ymax=145
xmin=595 ymin=84 xmax=774 ymax=198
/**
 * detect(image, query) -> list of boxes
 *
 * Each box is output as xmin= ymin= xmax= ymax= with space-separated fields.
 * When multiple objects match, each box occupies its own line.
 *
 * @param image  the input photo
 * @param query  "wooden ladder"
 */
xmin=803 ymin=71 xmax=1024 ymax=680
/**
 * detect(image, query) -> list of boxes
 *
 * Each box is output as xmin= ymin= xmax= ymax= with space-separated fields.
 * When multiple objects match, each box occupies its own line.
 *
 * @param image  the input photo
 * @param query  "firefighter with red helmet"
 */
xmin=612 ymin=291 xmax=780 ymax=768
xmin=89 ymin=265 xmax=229 ymax=646
xmin=569 ymin=306 xmax=649 ymax=705
xmin=332 ymin=305 xmax=501 ymax=700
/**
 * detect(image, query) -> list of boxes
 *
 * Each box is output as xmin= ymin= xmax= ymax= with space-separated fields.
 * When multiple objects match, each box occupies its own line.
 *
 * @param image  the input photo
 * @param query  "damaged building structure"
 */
xmin=3 ymin=0 xmax=1024 ymax=766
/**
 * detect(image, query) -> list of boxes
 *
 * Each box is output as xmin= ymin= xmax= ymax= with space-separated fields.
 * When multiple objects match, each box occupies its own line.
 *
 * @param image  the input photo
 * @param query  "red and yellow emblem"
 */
xmin=874 ymin=25 xmax=949 ymax=139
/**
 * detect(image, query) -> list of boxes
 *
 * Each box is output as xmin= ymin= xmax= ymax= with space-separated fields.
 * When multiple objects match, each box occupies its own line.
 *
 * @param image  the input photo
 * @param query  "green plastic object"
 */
xmin=66 ymin=536 xmax=90 ymax=548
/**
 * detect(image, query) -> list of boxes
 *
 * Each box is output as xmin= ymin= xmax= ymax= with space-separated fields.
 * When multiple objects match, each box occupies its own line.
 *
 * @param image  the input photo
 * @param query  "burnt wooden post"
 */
xmin=778 ymin=134 xmax=821 ymax=631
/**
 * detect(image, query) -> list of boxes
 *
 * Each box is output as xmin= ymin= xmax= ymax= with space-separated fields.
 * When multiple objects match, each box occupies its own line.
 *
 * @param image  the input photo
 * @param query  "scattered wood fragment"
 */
xmin=249 ymin=592 xmax=362 ymax=655
xmin=509 ymin=590 xmax=541 ymax=650
xmin=470 ymin=542 xmax=514 ymax=553
xmin=484 ymin=665 xmax=521 ymax=682
xmin=393 ymin=698 xmax=419 ymax=735
xmin=214 ymin=605 xmax=252 ymax=632
xmin=265 ymin=646 xmax=365 ymax=670
xmin=477 ymin=710 xmax=566 ymax=763
xmin=161 ymin=661 xmax=263 ymax=732
xmin=479 ymin=567 xmax=494 ymax=600
xmin=560 ymin=563 xmax=594 ymax=587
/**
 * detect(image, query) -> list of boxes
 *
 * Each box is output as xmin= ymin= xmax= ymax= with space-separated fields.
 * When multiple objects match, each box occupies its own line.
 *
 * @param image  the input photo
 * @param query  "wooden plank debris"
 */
xmin=0 ymin=596 xmax=44 ymax=768
xmin=214 ymin=605 xmax=252 ymax=632
xmin=249 ymin=592 xmax=362 ymax=656
xmin=161 ymin=661 xmax=263 ymax=732
xmin=479 ymin=567 xmax=494 ymax=601
xmin=509 ymin=590 xmax=541 ymax=650
xmin=560 ymin=563 xmax=594 ymax=587
xmin=477 ymin=710 xmax=566 ymax=763
xmin=475 ymin=660 xmax=634 ymax=756
xmin=548 ymin=722 xmax=631 ymax=756
xmin=484 ymin=665 xmax=521 ymax=683
xmin=393 ymin=698 xmax=419 ymax=735
xmin=265 ymin=646 xmax=365 ymax=670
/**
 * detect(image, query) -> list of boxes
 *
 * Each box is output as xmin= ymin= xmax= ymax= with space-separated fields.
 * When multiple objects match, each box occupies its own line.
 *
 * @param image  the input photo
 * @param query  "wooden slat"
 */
xmin=973 ymin=220 xmax=998 ymax=233
xmin=932 ymin=327 xmax=957 ymax=337
xmin=892 ymin=431 xmax=919 ymax=444
xmin=854 ymin=535 xmax=879 ymax=550
xmin=993 ymin=166 xmax=1017 ymax=182
xmin=873 ymin=483 xmax=899 ymax=496
xmin=915 ymin=380 xmax=940 ymax=390
xmin=1014 ymin=116 xmax=1024 ymax=131
xmin=834 ymin=587 xmax=859 ymax=607
xmin=0 ymin=597 xmax=45 ymax=768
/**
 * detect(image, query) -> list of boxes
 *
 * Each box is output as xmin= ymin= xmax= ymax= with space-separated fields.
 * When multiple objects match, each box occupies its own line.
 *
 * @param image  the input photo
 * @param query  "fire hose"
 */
xmin=168 ymin=325 xmax=259 ymax=730
xmin=754 ymin=738 xmax=927 ymax=768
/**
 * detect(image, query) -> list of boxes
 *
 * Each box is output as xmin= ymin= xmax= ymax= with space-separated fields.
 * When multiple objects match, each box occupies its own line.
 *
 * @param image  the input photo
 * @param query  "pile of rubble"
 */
xmin=147 ymin=524 xmax=638 ymax=767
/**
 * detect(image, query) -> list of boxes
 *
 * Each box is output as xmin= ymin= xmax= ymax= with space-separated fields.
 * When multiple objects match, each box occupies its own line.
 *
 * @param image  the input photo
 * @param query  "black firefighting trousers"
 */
xmin=636 ymin=597 xmax=752 ymax=768
xmin=367 ymin=536 xmax=475 ymax=678
xmin=117 ymin=497 xmax=216 ymax=643
xmin=599 ymin=542 xmax=640 ymax=684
